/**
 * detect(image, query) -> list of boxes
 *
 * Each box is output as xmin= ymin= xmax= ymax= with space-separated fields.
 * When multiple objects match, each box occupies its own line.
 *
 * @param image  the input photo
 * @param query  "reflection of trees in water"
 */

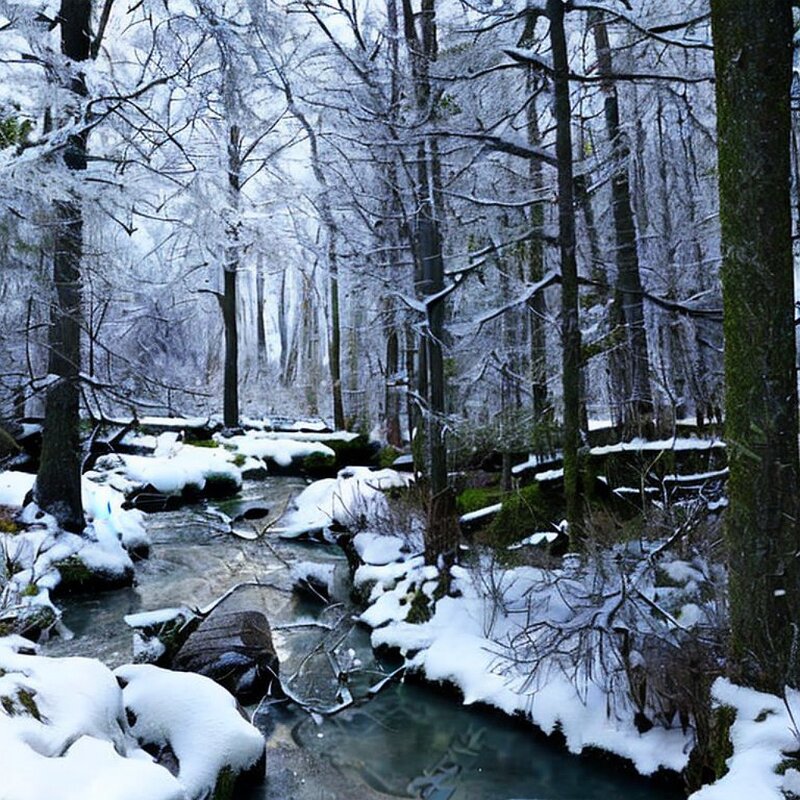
xmin=407 ymin=725 xmax=485 ymax=800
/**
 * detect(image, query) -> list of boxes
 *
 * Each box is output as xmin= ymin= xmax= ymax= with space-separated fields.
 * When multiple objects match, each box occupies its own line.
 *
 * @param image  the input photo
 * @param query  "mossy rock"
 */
xmin=301 ymin=452 xmax=337 ymax=478
xmin=456 ymin=486 xmax=504 ymax=516
xmin=203 ymin=472 xmax=240 ymax=499
xmin=485 ymin=483 xmax=562 ymax=549
xmin=326 ymin=435 xmax=380 ymax=468
xmin=53 ymin=555 xmax=133 ymax=595
xmin=405 ymin=586 xmax=433 ymax=624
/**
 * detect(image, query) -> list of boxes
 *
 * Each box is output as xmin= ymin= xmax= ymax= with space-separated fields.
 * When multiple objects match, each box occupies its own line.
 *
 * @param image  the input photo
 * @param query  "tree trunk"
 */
xmin=223 ymin=125 xmax=241 ymax=429
xmin=548 ymin=0 xmax=582 ymax=537
xmin=711 ymin=0 xmax=800 ymax=693
xmin=590 ymin=12 xmax=653 ymax=437
xmin=403 ymin=0 xmax=456 ymax=564
xmin=35 ymin=0 xmax=91 ymax=532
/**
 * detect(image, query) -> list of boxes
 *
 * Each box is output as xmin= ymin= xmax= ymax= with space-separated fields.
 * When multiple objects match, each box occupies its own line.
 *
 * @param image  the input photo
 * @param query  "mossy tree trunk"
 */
xmin=35 ymin=0 xmax=91 ymax=532
xmin=711 ymin=0 xmax=800 ymax=693
xmin=547 ymin=0 xmax=582 ymax=537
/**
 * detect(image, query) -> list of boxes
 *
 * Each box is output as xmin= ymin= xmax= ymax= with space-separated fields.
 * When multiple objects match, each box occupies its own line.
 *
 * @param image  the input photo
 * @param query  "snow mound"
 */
xmin=115 ymin=664 xmax=265 ymax=799
xmin=280 ymin=467 xmax=414 ymax=537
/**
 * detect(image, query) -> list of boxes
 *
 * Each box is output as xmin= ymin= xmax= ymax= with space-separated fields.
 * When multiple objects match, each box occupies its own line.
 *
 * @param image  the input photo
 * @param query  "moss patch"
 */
xmin=301 ymin=452 xmax=337 ymax=478
xmin=405 ymin=587 xmax=433 ymax=624
xmin=456 ymin=486 xmax=504 ymax=516
xmin=203 ymin=472 xmax=240 ymax=499
xmin=485 ymin=483 xmax=562 ymax=549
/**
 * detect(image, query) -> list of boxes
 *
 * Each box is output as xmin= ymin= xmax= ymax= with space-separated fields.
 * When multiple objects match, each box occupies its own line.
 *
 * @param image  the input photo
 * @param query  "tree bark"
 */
xmin=222 ymin=124 xmax=241 ymax=429
xmin=590 ymin=12 xmax=653 ymax=437
xmin=35 ymin=0 xmax=91 ymax=532
xmin=711 ymin=0 xmax=800 ymax=693
xmin=548 ymin=0 xmax=582 ymax=537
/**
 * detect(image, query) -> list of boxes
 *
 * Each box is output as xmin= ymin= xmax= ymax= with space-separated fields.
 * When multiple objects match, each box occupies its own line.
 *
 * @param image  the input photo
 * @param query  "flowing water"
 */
xmin=44 ymin=477 xmax=682 ymax=800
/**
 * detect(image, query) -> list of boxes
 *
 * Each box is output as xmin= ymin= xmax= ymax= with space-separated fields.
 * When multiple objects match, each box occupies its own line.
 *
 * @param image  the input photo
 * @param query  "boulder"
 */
xmin=171 ymin=608 xmax=280 ymax=703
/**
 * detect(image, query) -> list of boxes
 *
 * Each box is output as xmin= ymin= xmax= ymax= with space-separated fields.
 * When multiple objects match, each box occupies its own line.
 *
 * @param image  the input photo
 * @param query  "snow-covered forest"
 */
xmin=0 ymin=0 xmax=798 ymax=798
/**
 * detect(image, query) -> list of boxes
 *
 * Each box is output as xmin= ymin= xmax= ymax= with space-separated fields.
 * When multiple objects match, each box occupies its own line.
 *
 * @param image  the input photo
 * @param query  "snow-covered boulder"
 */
xmin=0 ymin=637 xmax=266 ymax=800
xmin=115 ymin=664 xmax=266 ymax=800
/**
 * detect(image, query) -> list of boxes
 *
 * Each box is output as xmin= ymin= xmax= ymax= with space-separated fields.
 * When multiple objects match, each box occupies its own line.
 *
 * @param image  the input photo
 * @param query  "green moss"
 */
xmin=212 ymin=766 xmax=236 ymax=800
xmin=20 ymin=583 xmax=38 ymax=598
xmin=55 ymin=556 xmax=94 ymax=588
xmin=191 ymin=439 xmax=219 ymax=449
xmin=16 ymin=689 xmax=40 ymax=720
xmin=685 ymin=704 xmax=736 ymax=791
xmin=301 ymin=452 xmax=337 ymax=477
xmin=378 ymin=446 xmax=402 ymax=469
xmin=232 ymin=453 xmax=246 ymax=467
xmin=486 ymin=483 xmax=561 ymax=548
xmin=406 ymin=587 xmax=432 ymax=624
xmin=0 ymin=518 xmax=20 ymax=534
xmin=203 ymin=472 xmax=240 ymax=499
xmin=456 ymin=486 xmax=503 ymax=516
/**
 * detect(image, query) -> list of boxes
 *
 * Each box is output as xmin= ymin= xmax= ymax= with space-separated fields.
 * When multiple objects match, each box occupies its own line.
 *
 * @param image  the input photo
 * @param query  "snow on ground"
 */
xmin=690 ymin=680 xmax=800 ymax=800
xmin=0 ymin=638 xmax=185 ymax=800
xmin=278 ymin=467 xmax=415 ymax=537
xmin=358 ymin=554 xmax=694 ymax=777
xmin=0 ymin=637 xmax=265 ymax=800
xmin=0 ymin=470 xmax=35 ymax=507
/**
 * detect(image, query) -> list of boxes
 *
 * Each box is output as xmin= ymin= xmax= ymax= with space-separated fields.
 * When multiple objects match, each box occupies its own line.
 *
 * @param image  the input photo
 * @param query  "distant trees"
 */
xmin=710 ymin=0 xmax=800 ymax=693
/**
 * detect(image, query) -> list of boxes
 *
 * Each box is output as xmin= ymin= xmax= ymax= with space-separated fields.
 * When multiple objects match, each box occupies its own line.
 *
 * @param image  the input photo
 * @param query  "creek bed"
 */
xmin=43 ymin=477 xmax=683 ymax=800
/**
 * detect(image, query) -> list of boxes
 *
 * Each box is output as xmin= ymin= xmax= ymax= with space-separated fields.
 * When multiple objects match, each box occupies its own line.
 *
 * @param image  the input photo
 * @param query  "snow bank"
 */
xmin=688 ymin=680 xmax=800 ymax=800
xmin=279 ymin=467 xmax=414 ymax=537
xmin=115 ymin=664 xmax=265 ymax=799
xmin=359 ymin=556 xmax=691 ymax=778
xmin=0 ymin=470 xmax=147 ymax=608
xmin=0 ymin=471 xmax=35 ymax=507
xmin=111 ymin=441 xmax=242 ymax=496
xmin=223 ymin=433 xmax=334 ymax=467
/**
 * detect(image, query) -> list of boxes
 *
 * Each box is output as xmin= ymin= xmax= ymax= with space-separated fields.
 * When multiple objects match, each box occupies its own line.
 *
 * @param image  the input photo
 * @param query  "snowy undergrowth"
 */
xmin=0 ymin=636 xmax=264 ymax=800
xmin=0 ymin=470 xmax=148 ymax=635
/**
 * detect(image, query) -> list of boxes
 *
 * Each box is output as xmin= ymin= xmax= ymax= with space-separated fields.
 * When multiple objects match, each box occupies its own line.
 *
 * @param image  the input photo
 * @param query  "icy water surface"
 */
xmin=45 ymin=477 xmax=682 ymax=800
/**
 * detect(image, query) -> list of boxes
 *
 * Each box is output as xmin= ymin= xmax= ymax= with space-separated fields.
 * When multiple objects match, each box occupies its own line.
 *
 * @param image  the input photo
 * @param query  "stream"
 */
xmin=43 ymin=477 xmax=682 ymax=800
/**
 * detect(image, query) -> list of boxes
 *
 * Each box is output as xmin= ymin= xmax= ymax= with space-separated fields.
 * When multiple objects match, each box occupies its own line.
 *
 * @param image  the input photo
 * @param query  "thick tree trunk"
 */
xmin=711 ymin=0 xmax=800 ymax=693
xmin=548 ymin=0 xmax=582 ymax=537
xmin=35 ymin=0 xmax=91 ymax=532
